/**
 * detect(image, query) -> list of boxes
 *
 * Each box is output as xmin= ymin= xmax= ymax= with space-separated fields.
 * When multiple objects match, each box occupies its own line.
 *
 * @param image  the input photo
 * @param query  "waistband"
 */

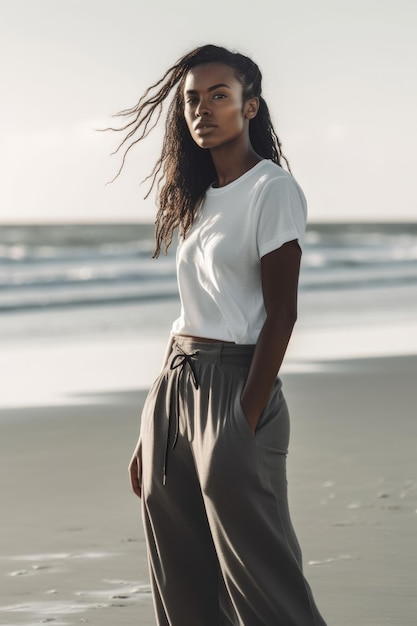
xmin=172 ymin=336 xmax=255 ymax=367
xmin=162 ymin=336 xmax=254 ymax=485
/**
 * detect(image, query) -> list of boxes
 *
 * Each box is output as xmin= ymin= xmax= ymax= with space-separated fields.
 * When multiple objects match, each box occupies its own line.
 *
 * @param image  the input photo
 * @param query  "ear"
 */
xmin=244 ymin=96 xmax=259 ymax=120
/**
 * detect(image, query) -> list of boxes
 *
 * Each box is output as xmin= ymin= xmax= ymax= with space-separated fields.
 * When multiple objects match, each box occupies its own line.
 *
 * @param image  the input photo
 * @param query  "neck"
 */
xmin=210 ymin=140 xmax=263 ymax=188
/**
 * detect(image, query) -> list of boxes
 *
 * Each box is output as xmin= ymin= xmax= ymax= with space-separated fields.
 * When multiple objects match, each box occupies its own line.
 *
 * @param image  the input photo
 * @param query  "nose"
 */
xmin=195 ymin=98 xmax=210 ymax=117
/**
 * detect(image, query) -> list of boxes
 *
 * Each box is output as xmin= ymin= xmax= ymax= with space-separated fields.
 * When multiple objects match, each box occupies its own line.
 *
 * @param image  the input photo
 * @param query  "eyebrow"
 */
xmin=184 ymin=83 xmax=231 ymax=95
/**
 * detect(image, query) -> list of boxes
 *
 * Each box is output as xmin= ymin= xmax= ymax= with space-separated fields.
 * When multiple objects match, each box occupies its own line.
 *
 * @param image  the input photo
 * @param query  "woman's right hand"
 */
xmin=128 ymin=440 xmax=142 ymax=499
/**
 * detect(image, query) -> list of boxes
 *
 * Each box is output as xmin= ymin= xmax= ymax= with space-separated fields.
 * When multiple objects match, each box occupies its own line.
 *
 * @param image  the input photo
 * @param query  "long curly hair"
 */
xmin=110 ymin=44 xmax=290 ymax=257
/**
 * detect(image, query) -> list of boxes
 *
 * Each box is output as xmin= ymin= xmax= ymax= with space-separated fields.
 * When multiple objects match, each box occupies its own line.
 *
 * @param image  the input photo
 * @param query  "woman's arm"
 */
xmin=129 ymin=439 xmax=142 ymax=498
xmin=129 ymin=336 xmax=175 ymax=498
xmin=240 ymin=239 xmax=302 ymax=432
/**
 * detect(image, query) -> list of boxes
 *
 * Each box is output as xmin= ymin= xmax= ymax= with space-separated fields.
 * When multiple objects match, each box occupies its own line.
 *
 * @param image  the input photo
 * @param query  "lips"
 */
xmin=194 ymin=122 xmax=216 ymax=131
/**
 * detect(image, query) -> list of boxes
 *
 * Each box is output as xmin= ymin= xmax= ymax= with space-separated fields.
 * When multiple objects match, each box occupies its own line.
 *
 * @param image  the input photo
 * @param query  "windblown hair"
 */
xmin=110 ymin=44 xmax=290 ymax=257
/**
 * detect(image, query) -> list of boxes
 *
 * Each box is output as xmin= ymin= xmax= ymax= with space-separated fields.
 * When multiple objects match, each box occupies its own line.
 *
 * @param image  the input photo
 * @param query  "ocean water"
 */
xmin=1 ymin=222 xmax=416 ymax=408
xmin=1 ymin=222 xmax=417 ymax=313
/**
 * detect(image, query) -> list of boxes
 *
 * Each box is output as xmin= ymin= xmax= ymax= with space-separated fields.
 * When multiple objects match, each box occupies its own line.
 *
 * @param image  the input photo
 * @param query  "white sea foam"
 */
xmin=1 ymin=223 xmax=416 ymax=311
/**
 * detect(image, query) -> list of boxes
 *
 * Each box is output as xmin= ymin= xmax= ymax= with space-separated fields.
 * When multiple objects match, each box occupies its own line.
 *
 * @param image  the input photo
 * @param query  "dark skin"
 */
xmin=242 ymin=241 xmax=300 ymax=431
xmin=129 ymin=62 xmax=301 ymax=497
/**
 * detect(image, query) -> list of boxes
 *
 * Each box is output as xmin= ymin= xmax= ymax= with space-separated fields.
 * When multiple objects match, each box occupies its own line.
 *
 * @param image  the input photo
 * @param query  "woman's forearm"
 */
xmin=240 ymin=312 xmax=296 ymax=432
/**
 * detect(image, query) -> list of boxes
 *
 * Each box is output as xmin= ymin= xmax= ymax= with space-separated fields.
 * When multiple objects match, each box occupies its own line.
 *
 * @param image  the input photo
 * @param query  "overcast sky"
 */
xmin=1 ymin=0 xmax=416 ymax=223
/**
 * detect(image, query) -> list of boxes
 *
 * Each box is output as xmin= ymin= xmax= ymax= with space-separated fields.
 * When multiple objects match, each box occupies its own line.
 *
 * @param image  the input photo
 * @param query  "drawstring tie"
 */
xmin=163 ymin=346 xmax=199 ymax=485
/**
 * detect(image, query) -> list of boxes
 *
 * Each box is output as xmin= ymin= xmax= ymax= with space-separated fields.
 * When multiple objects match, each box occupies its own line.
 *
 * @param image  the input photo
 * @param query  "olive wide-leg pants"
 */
xmin=140 ymin=337 xmax=327 ymax=626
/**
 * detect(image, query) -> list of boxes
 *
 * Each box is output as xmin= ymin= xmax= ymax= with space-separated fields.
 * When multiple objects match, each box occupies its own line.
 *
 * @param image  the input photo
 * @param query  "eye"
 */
xmin=213 ymin=93 xmax=226 ymax=100
xmin=185 ymin=96 xmax=199 ymax=105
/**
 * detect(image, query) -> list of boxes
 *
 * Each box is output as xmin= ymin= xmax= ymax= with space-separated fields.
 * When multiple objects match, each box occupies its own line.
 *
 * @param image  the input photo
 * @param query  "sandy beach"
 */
xmin=1 ymin=353 xmax=416 ymax=625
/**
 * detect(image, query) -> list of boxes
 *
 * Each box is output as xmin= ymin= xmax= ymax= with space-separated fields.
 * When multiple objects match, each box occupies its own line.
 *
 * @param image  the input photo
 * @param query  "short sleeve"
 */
xmin=256 ymin=174 xmax=307 ymax=258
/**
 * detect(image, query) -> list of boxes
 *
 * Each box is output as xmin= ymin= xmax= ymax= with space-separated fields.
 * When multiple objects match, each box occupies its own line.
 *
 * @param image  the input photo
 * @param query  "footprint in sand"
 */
xmin=76 ymin=579 xmax=152 ymax=604
xmin=6 ymin=550 xmax=119 ymax=578
xmin=9 ymin=565 xmax=51 ymax=577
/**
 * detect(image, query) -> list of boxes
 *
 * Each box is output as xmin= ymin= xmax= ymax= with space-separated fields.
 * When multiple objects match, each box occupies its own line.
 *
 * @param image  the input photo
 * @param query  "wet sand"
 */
xmin=1 ymin=355 xmax=416 ymax=625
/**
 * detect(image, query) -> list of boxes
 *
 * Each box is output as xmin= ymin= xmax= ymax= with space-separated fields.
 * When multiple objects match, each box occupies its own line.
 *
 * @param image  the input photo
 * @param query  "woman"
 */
xmin=116 ymin=44 xmax=327 ymax=626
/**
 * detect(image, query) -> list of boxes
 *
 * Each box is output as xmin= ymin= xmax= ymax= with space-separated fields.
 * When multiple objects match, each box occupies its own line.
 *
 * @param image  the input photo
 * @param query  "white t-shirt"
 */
xmin=170 ymin=159 xmax=307 ymax=344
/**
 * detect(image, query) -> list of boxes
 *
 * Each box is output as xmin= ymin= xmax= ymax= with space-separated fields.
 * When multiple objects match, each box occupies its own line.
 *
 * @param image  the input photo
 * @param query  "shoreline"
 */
xmin=2 ymin=307 xmax=417 ymax=410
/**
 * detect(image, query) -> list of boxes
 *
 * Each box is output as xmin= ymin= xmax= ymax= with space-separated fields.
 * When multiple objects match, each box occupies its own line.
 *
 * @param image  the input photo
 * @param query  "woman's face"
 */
xmin=183 ymin=63 xmax=256 ymax=150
